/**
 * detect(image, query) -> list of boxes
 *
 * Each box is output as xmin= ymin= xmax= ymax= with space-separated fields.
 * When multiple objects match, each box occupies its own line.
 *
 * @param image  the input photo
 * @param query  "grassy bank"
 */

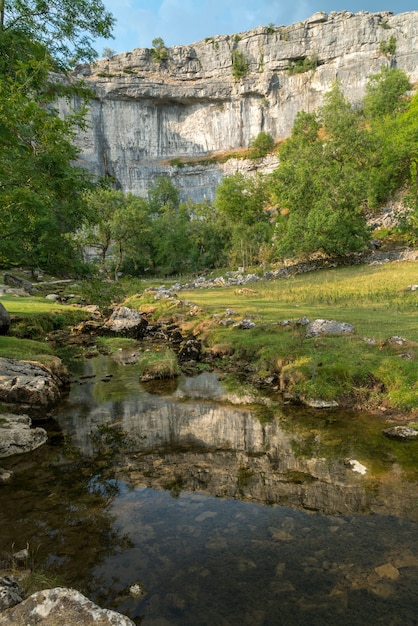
xmin=1 ymin=261 xmax=417 ymax=413
xmin=131 ymin=261 xmax=418 ymax=412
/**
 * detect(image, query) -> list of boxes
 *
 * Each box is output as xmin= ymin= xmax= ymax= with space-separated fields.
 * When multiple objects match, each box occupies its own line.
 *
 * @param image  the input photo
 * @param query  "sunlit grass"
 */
xmin=174 ymin=262 xmax=418 ymax=410
xmin=0 ymin=336 xmax=54 ymax=360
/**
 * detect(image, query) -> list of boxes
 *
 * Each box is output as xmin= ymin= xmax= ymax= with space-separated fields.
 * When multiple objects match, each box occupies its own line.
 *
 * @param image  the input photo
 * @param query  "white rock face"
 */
xmin=62 ymin=11 xmax=418 ymax=201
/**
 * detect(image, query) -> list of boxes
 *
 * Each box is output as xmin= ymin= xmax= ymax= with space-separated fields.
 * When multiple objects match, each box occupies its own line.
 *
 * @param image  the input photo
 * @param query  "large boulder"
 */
xmin=0 ymin=358 xmax=68 ymax=413
xmin=0 ymin=414 xmax=47 ymax=458
xmin=305 ymin=319 xmax=355 ymax=338
xmin=3 ymin=273 xmax=38 ymax=295
xmin=102 ymin=306 xmax=148 ymax=339
xmin=0 ymin=587 xmax=135 ymax=625
xmin=0 ymin=303 xmax=10 ymax=335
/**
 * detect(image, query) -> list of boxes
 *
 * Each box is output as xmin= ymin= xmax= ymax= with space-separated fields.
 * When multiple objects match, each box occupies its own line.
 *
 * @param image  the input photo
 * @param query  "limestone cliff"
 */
xmin=63 ymin=10 xmax=418 ymax=202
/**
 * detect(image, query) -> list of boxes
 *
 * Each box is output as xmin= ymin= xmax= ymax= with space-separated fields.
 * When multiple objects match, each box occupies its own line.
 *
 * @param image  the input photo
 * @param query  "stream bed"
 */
xmin=1 ymin=354 xmax=418 ymax=625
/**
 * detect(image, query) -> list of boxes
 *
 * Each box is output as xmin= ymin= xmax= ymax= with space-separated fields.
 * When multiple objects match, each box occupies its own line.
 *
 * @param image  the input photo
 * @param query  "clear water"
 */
xmin=1 ymin=355 xmax=418 ymax=625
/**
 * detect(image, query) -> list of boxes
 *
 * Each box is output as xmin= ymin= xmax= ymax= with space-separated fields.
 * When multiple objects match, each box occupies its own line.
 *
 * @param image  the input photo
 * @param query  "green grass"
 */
xmin=0 ymin=336 xmax=54 ymax=360
xmin=138 ymin=349 xmax=180 ymax=380
xmin=2 ymin=261 xmax=418 ymax=412
xmin=1 ymin=295 xmax=89 ymax=340
xmin=173 ymin=262 xmax=418 ymax=411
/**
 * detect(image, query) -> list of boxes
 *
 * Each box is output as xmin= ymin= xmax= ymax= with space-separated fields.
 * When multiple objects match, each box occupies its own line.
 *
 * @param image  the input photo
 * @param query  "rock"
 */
xmin=177 ymin=339 xmax=202 ymax=362
xmin=0 ymin=414 xmax=47 ymax=457
xmin=0 ymin=587 xmax=135 ymax=625
xmin=374 ymin=563 xmax=400 ymax=581
xmin=3 ymin=273 xmax=38 ymax=295
xmin=305 ymin=319 xmax=355 ymax=338
xmin=345 ymin=459 xmax=368 ymax=474
xmin=382 ymin=426 xmax=418 ymax=441
xmin=102 ymin=306 xmax=148 ymax=339
xmin=0 ymin=358 xmax=67 ymax=412
xmin=0 ymin=467 xmax=13 ymax=483
xmin=0 ymin=576 xmax=25 ymax=611
xmin=305 ymin=399 xmax=339 ymax=409
xmin=0 ymin=303 xmax=10 ymax=335
xmin=64 ymin=11 xmax=418 ymax=204
xmin=233 ymin=318 xmax=256 ymax=329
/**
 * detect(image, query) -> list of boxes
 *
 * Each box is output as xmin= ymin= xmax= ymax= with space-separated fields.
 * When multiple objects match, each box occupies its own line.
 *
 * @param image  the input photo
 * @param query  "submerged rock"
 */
xmin=0 ymin=414 xmax=47 ymax=457
xmin=0 ymin=587 xmax=135 ymax=625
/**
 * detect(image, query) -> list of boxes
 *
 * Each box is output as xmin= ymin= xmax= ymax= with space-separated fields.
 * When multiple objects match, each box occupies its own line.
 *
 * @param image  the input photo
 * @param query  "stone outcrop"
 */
xmin=0 ymin=587 xmax=135 ymax=626
xmin=0 ymin=358 xmax=69 ymax=415
xmin=102 ymin=306 xmax=148 ymax=339
xmin=0 ymin=414 xmax=47 ymax=457
xmin=62 ymin=11 xmax=418 ymax=202
xmin=0 ymin=303 xmax=10 ymax=335
xmin=305 ymin=319 xmax=355 ymax=338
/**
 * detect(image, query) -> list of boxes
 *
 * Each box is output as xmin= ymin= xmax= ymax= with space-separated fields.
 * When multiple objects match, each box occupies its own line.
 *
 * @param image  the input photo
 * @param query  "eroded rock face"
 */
xmin=61 ymin=11 xmax=418 ymax=202
xmin=0 ymin=414 xmax=47 ymax=457
xmin=0 ymin=587 xmax=135 ymax=626
xmin=0 ymin=358 xmax=68 ymax=413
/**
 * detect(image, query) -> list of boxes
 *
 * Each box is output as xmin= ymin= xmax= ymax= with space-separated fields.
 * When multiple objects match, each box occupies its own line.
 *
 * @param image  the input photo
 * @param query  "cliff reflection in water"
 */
xmin=59 ymin=356 xmax=418 ymax=520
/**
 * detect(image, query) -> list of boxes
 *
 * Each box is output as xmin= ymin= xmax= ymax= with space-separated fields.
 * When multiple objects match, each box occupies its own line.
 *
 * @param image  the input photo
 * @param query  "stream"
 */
xmin=1 ymin=354 xmax=418 ymax=625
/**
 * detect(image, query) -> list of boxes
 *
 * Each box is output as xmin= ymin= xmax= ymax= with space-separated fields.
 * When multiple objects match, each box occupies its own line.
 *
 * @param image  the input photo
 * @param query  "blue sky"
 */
xmin=95 ymin=0 xmax=417 ymax=56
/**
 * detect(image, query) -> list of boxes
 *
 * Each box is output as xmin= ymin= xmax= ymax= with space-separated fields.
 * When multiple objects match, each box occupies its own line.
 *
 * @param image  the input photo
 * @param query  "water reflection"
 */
xmin=60 ymin=356 xmax=418 ymax=519
xmin=1 ymin=355 xmax=418 ymax=625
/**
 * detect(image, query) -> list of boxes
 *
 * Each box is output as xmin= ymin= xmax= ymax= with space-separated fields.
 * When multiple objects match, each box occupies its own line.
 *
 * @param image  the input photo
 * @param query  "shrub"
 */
xmin=379 ymin=36 xmax=396 ymax=57
xmin=231 ymin=49 xmax=249 ymax=80
xmin=150 ymin=37 xmax=168 ymax=63
xmin=138 ymin=349 xmax=180 ymax=380
xmin=248 ymin=132 xmax=274 ymax=159
xmin=288 ymin=55 xmax=318 ymax=75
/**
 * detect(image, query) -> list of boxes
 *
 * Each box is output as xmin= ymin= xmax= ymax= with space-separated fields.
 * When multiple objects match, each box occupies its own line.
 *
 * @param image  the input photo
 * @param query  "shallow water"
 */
xmin=1 ymin=355 xmax=418 ymax=625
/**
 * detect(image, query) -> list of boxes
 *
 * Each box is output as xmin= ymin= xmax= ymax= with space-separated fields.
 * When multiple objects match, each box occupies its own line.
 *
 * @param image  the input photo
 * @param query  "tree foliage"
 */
xmin=0 ymin=0 xmax=114 ymax=273
xmin=0 ymin=0 xmax=115 ymax=68
xmin=270 ymin=82 xmax=371 ymax=257
xmin=79 ymin=188 xmax=151 ymax=280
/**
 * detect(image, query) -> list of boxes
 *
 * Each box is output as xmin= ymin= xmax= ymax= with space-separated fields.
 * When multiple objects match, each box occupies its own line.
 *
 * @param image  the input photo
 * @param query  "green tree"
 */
xmin=0 ymin=0 xmax=115 ymax=68
xmin=79 ymin=188 xmax=151 ymax=280
xmin=364 ymin=68 xmax=412 ymax=206
xmin=215 ymin=172 xmax=272 ymax=267
xmin=364 ymin=67 xmax=410 ymax=119
xmin=248 ymin=132 xmax=274 ymax=159
xmin=148 ymin=175 xmax=180 ymax=215
xmin=0 ymin=0 xmax=115 ymax=273
xmin=0 ymin=70 xmax=94 ymax=272
xmin=231 ymin=49 xmax=249 ymax=80
xmin=271 ymin=83 xmax=371 ymax=258
xmin=150 ymin=37 xmax=168 ymax=63
xmin=186 ymin=198 xmax=228 ymax=270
